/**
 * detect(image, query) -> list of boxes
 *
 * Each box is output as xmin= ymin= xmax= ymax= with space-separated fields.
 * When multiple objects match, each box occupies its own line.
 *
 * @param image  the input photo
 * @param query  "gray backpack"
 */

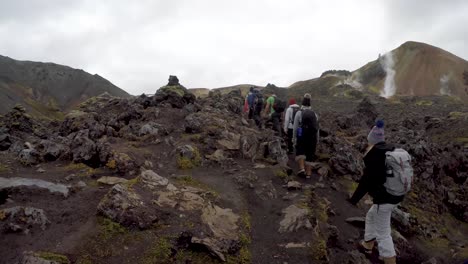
xmin=384 ymin=148 xmax=413 ymax=196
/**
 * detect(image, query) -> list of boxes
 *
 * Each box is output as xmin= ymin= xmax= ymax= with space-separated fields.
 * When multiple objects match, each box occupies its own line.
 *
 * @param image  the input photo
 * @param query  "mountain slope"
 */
xmin=0 ymin=55 xmax=130 ymax=116
xmin=354 ymin=41 xmax=468 ymax=99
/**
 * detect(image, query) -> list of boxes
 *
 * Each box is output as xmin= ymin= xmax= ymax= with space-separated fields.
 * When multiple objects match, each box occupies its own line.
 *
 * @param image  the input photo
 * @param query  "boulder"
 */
xmin=97 ymin=184 xmax=158 ymax=229
xmin=0 ymin=134 xmax=12 ymax=151
xmin=18 ymin=149 xmax=41 ymax=165
xmin=0 ymin=206 xmax=49 ymax=234
xmin=37 ymin=140 xmax=68 ymax=161
xmin=167 ymin=75 xmax=180 ymax=86
xmin=154 ymin=84 xmax=195 ymax=109
xmin=139 ymin=122 xmax=165 ymax=136
xmin=0 ymin=177 xmax=69 ymax=197
xmin=71 ymin=135 xmax=98 ymax=165
xmin=19 ymin=251 xmax=69 ymax=264
xmin=217 ymin=131 xmax=241 ymax=150
xmin=279 ymin=205 xmax=313 ymax=233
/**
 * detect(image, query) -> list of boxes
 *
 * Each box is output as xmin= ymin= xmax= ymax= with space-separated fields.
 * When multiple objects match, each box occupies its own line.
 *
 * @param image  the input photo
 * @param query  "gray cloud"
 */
xmin=0 ymin=0 xmax=466 ymax=95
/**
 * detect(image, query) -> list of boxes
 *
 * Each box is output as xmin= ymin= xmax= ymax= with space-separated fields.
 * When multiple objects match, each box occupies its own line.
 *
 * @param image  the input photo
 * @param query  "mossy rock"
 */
xmin=415 ymin=100 xmax=433 ymax=106
xmin=448 ymin=111 xmax=468 ymax=119
xmin=158 ymin=85 xmax=188 ymax=97
xmin=177 ymin=146 xmax=201 ymax=170
xmin=35 ymin=252 xmax=70 ymax=264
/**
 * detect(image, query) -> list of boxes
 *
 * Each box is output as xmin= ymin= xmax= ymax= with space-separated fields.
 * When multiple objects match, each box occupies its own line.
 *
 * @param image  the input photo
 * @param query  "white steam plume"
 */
xmin=439 ymin=74 xmax=451 ymax=95
xmin=380 ymin=51 xmax=396 ymax=98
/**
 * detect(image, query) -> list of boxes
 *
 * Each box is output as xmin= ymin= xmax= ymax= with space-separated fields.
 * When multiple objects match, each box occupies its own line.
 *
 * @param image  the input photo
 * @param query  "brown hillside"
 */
xmin=355 ymin=41 xmax=468 ymax=99
xmin=0 ymin=55 xmax=131 ymax=116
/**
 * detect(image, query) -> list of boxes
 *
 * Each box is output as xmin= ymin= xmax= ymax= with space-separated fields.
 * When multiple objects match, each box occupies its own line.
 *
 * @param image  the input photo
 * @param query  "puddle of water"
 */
xmin=0 ymin=177 xmax=69 ymax=197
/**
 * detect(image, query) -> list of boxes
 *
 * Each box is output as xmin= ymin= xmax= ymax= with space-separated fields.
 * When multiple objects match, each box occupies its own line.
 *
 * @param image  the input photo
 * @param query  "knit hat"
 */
xmin=376 ymin=119 xmax=384 ymax=128
xmin=367 ymin=126 xmax=385 ymax=145
xmin=289 ymin=98 xmax=296 ymax=105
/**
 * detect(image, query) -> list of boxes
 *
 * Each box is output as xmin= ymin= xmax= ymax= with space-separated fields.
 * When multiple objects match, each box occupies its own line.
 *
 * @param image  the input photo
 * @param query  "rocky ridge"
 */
xmin=0 ymin=76 xmax=467 ymax=263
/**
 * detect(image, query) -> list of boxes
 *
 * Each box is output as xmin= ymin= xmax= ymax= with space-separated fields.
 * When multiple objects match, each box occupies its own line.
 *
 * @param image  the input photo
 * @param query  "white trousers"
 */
xmin=364 ymin=204 xmax=397 ymax=258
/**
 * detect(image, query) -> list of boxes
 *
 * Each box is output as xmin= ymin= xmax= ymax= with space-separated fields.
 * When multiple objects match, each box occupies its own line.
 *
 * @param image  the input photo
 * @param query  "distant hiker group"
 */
xmin=244 ymin=89 xmax=320 ymax=178
xmin=244 ymin=90 xmax=413 ymax=263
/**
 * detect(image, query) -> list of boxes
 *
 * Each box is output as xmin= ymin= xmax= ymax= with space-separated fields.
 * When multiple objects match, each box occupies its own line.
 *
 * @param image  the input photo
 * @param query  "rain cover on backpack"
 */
xmin=384 ymin=148 xmax=413 ymax=196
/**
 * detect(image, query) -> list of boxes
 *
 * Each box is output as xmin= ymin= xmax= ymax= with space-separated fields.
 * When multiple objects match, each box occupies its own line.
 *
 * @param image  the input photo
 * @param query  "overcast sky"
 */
xmin=1 ymin=0 xmax=467 ymax=95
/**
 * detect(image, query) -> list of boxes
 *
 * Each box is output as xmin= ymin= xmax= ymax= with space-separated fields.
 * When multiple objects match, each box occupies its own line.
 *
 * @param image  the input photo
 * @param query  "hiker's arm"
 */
xmin=349 ymin=178 xmax=368 ymax=205
xmin=349 ymin=148 xmax=376 ymax=204
xmin=292 ymin=111 xmax=301 ymax=143
xmin=263 ymin=102 xmax=270 ymax=116
xmin=283 ymin=108 xmax=290 ymax=132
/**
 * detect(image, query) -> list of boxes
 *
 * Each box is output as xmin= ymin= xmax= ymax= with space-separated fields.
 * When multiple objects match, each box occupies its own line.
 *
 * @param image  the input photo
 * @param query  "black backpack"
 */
xmin=255 ymin=93 xmax=264 ymax=110
xmin=301 ymin=109 xmax=318 ymax=133
xmin=273 ymin=99 xmax=286 ymax=113
xmin=289 ymin=106 xmax=300 ymax=125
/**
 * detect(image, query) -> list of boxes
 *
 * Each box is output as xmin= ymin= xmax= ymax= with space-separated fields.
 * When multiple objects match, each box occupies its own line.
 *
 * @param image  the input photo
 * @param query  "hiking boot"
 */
xmin=357 ymin=240 xmax=374 ymax=255
xmin=297 ymin=169 xmax=306 ymax=178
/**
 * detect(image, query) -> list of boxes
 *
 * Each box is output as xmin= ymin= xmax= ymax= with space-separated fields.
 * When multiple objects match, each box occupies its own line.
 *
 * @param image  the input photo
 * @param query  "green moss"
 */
xmin=274 ymin=169 xmax=288 ymax=180
xmin=339 ymin=177 xmax=358 ymax=196
xmin=309 ymin=192 xmax=329 ymax=223
xmin=24 ymin=98 xmax=65 ymax=121
xmin=241 ymin=211 xmax=251 ymax=231
xmin=368 ymin=85 xmax=381 ymax=94
xmin=226 ymin=245 xmax=251 ymax=264
xmin=76 ymin=256 xmax=93 ymax=264
xmin=455 ymin=138 xmax=468 ymax=143
xmin=98 ymin=217 xmax=128 ymax=240
xmin=448 ymin=111 xmax=468 ymax=119
xmin=177 ymin=147 xmax=202 ymax=170
xmin=415 ymin=100 xmax=433 ymax=106
xmin=174 ymin=250 xmax=220 ymax=263
xmin=61 ymin=162 xmax=89 ymax=171
xmin=0 ymin=163 xmax=10 ymax=173
xmin=176 ymin=176 xmax=219 ymax=199
xmin=124 ymin=177 xmax=140 ymax=188
xmin=35 ymin=252 xmax=70 ymax=264
xmin=143 ymin=237 xmax=173 ymax=264
xmin=310 ymin=237 xmax=328 ymax=262
xmin=159 ymin=85 xmax=186 ymax=97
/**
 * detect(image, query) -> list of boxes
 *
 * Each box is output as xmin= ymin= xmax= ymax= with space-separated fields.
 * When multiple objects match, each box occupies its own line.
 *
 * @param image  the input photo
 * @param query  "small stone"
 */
xmin=287 ymin=181 xmax=302 ymax=190
xmin=97 ymin=176 xmax=129 ymax=185
xmin=317 ymin=167 xmax=329 ymax=178
xmin=254 ymin=163 xmax=266 ymax=169
xmin=74 ymin=181 xmax=87 ymax=189
xmin=37 ymin=168 xmax=45 ymax=173
xmin=314 ymin=183 xmax=325 ymax=189
xmin=65 ymin=174 xmax=75 ymax=181
xmin=331 ymin=183 xmax=338 ymax=190
xmin=282 ymin=192 xmax=299 ymax=201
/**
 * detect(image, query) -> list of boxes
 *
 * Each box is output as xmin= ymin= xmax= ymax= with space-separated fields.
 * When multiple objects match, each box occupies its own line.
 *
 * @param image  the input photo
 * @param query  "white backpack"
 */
xmin=384 ymin=148 xmax=413 ymax=196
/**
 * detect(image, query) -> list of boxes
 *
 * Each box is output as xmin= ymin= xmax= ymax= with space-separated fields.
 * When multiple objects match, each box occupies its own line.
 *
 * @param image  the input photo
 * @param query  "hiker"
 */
xmin=293 ymin=94 xmax=319 ymax=178
xmin=348 ymin=120 xmax=411 ymax=264
xmin=263 ymin=94 xmax=284 ymax=136
xmin=252 ymin=89 xmax=264 ymax=128
xmin=246 ymin=87 xmax=256 ymax=119
xmin=283 ymin=98 xmax=299 ymax=154
xmin=263 ymin=94 xmax=276 ymax=117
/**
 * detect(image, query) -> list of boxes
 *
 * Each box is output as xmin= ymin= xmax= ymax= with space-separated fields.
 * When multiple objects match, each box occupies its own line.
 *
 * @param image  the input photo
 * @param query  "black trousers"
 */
xmin=248 ymin=107 xmax=254 ymax=119
xmin=271 ymin=112 xmax=282 ymax=136
xmin=287 ymin=128 xmax=294 ymax=153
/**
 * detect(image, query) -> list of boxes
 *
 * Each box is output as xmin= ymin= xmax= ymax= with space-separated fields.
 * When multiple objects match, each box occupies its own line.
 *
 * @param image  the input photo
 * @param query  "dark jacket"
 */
xmin=350 ymin=142 xmax=404 ymax=205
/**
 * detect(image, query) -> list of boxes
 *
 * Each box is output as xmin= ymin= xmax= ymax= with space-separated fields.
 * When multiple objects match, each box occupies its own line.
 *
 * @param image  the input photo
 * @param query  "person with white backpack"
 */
xmin=348 ymin=119 xmax=413 ymax=264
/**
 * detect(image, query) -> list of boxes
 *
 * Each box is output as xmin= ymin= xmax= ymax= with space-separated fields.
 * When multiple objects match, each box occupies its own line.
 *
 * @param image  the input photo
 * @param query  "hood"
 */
xmin=373 ymin=142 xmax=395 ymax=152
xmin=289 ymin=104 xmax=299 ymax=108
